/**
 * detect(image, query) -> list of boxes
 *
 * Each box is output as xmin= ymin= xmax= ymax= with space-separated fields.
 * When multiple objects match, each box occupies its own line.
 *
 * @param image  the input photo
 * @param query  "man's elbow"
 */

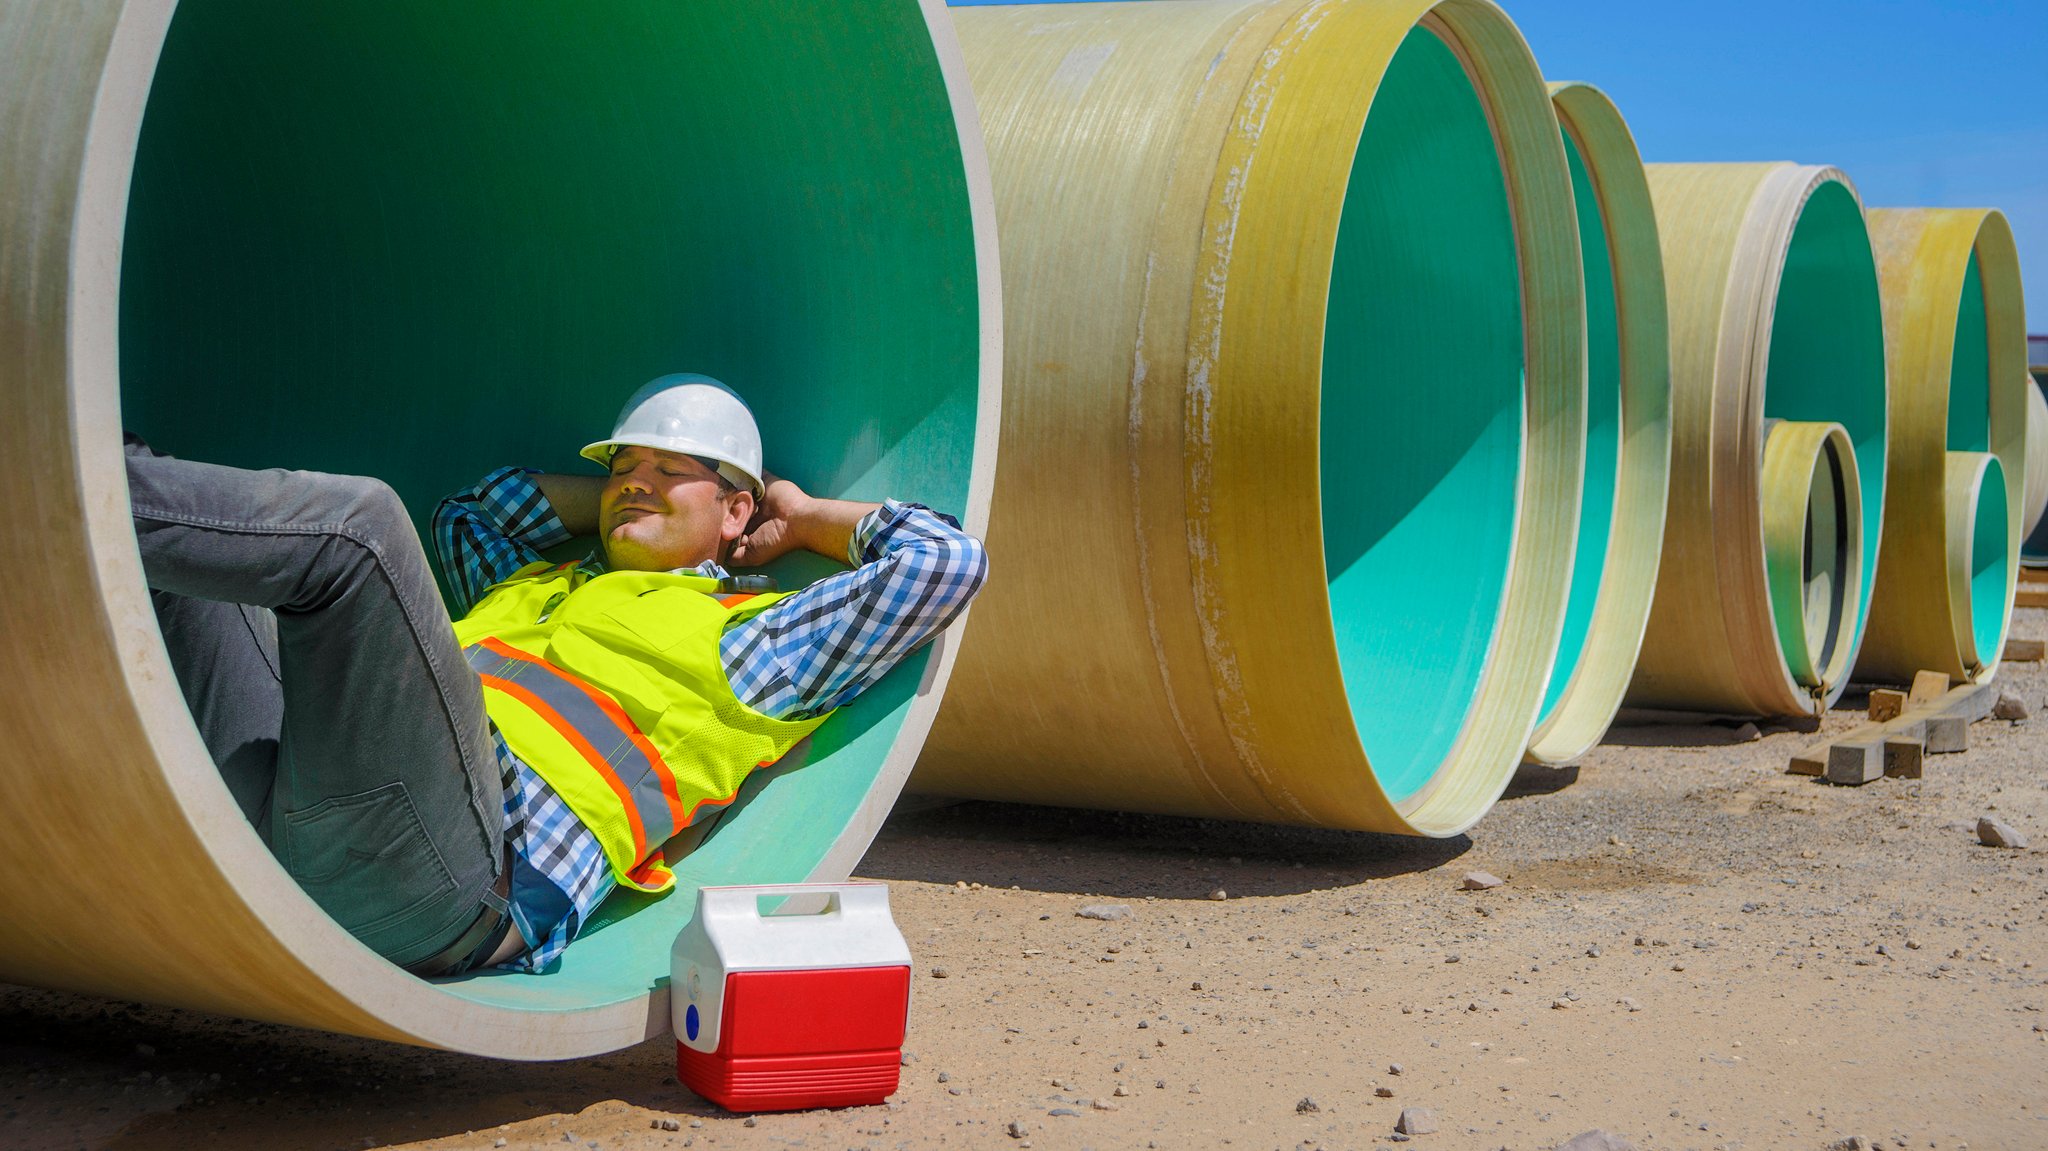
xmin=953 ymin=533 xmax=990 ymax=603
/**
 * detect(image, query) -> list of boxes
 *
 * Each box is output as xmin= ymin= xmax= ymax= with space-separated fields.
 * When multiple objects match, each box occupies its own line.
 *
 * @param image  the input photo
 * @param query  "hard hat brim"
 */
xmin=580 ymin=437 xmax=763 ymax=496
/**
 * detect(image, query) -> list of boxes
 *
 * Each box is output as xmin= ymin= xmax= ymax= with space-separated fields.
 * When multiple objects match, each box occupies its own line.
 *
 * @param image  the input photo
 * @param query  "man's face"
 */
xmin=600 ymin=445 xmax=753 ymax=572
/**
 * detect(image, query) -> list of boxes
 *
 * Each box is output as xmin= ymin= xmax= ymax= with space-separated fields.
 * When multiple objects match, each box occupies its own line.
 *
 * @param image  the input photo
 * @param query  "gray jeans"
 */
xmin=125 ymin=437 xmax=503 ymax=969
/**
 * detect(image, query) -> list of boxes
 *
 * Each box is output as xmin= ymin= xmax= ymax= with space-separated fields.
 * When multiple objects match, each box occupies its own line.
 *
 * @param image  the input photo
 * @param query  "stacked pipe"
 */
xmin=910 ymin=0 xmax=1586 ymax=835
xmin=2022 ymin=337 xmax=2048 ymax=562
xmin=0 ymin=0 xmax=998 ymax=1058
xmin=1624 ymin=164 xmax=1890 ymax=716
xmin=1857 ymin=211 xmax=2028 ymax=683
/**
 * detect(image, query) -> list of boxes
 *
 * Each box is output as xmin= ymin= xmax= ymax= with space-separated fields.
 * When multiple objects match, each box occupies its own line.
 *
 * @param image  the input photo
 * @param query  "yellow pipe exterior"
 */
xmin=1858 ymin=209 xmax=2027 ymax=685
xmin=914 ymin=0 xmax=1584 ymax=835
xmin=1524 ymin=82 xmax=1672 ymax=765
xmin=1628 ymin=163 xmax=1890 ymax=717
xmin=2026 ymin=383 xmax=2048 ymax=539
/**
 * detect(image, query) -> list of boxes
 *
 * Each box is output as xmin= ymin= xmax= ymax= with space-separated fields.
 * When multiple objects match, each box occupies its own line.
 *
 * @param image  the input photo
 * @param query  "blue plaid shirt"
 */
xmin=433 ymin=467 xmax=986 ymax=971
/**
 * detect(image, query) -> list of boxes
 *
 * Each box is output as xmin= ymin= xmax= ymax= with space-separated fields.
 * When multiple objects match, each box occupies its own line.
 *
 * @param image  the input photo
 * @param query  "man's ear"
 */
xmin=719 ymin=490 xmax=755 ymax=542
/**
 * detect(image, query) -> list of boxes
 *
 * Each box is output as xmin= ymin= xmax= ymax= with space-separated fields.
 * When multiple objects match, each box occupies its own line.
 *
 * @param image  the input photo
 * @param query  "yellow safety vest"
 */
xmin=452 ymin=561 xmax=831 ymax=893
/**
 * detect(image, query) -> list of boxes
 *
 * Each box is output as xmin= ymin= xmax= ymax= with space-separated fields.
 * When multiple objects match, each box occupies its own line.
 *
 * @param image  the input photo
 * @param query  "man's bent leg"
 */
xmin=127 ymin=443 xmax=502 ymax=969
xmin=149 ymin=590 xmax=284 ymax=838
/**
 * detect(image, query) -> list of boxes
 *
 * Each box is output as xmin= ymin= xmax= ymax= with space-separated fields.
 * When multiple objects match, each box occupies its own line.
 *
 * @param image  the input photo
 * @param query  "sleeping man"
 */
xmin=128 ymin=373 xmax=986 ymax=975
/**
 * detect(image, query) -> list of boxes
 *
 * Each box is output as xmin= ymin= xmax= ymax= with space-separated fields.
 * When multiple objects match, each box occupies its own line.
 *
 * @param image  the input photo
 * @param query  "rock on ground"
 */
xmin=1977 ymin=815 xmax=2030 ymax=849
xmin=1396 ymin=1106 xmax=1439 ymax=1135
xmin=1555 ymin=1131 xmax=1639 ymax=1151
xmin=1076 ymin=903 xmax=1133 ymax=921
xmin=1461 ymin=871 xmax=1504 ymax=890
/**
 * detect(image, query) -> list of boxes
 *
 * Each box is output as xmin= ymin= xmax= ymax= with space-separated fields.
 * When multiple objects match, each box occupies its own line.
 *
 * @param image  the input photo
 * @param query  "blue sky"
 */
xmin=947 ymin=0 xmax=2048 ymax=331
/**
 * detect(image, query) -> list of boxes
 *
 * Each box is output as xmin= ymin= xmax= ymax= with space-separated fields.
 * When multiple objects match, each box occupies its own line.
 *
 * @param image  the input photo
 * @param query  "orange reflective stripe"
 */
xmin=681 ymin=777 xmax=747 ymax=828
xmin=717 ymin=593 xmax=757 ymax=608
xmin=628 ymin=848 xmax=672 ymax=890
xmin=474 ymin=670 xmax=649 ymax=853
xmin=477 ymin=638 xmax=689 ymax=832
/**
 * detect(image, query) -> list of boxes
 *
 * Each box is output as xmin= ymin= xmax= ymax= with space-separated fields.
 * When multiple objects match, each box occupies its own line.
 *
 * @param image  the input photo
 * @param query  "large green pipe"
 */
xmin=1525 ymin=82 xmax=1671 ymax=765
xmin=1857 ymin=209 xmax=2026 ymax=684
xmin=0 ymin=0 xmax=997 ymax=1057
xmin=912 ymin=0 xmax=1584 ymax=835
xmin=1628 ymin=164 xmax=1889 ymax=717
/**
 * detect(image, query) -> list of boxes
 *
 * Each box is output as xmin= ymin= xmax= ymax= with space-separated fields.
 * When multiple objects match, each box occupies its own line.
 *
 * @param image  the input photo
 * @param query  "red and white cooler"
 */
xmin=671 ymin=882 xmax=913 ymax=1112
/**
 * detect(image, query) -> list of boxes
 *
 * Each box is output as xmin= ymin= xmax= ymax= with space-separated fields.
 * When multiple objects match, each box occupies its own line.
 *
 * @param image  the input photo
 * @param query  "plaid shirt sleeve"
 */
xmin=431 ymin=466 xmax=574 ymax=613
xmin=719 ymin=500 xmax=989 ymax=720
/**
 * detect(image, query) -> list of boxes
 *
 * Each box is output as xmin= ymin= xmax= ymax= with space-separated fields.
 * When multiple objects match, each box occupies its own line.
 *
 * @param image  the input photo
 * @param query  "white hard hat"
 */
xmin=580 ymin=373 xmax=764 ymax=495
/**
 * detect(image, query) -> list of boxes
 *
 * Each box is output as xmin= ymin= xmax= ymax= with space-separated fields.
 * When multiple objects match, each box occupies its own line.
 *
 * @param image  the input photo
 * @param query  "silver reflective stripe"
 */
xmin=463 ymin=642 xmax=678 ymax=850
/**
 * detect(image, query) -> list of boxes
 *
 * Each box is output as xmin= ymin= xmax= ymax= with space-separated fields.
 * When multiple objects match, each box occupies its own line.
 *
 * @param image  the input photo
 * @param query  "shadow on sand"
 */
xmin=859 ymin=798 xmax=1472 ymax=900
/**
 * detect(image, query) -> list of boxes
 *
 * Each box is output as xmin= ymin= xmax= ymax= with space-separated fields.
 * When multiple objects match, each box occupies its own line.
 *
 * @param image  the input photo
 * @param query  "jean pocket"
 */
xmin=280 ymin=782 xmax=458 ymax=952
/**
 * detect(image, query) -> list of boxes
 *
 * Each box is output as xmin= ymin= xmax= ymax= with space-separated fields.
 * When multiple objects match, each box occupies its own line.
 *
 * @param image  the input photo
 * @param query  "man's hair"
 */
xmin=691 ymin=456 xmax=740 ymax=498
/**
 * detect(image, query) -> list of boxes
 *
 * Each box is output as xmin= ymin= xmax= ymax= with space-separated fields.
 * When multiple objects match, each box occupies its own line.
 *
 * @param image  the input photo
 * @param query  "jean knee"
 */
xmin=323 ymin=474 xmax=411 ymax=544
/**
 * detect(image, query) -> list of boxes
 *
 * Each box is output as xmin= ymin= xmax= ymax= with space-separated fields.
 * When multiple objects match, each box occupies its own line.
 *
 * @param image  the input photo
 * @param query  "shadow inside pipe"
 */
xmin=858 ymin=801 xmax=1470 ymax=899
xmin=1599 ymin=715 xmax=1817 ymax=748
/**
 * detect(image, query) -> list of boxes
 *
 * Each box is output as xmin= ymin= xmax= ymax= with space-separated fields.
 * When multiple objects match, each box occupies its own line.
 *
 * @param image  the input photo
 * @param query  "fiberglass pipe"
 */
xmin=0 ymin=0 xmax=998 ymax=1058
xmin=911 ymin=0 xmax=1584 ymax=835
xmin=1524 ymin=82 xmax=1672 ymax=766
xmin=2011 ymin=340 xmax=2047 ymax=564
xmin=1627 ymin=163 xmax=1889 ymax=718
xmin=1857 ymin=209 xmax=2027 ymax=684
xmin=2026 ymin=382 xmax=2048 ymax=547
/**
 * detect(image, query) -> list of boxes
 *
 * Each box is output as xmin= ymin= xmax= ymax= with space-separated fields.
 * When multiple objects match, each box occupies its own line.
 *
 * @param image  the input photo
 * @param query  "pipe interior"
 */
xmin=1537 ymin=124 xmax=1623 ymax=723
xmin=1321 ymin=26 xmax=1522 ymax=804
xmin=1801 ymin=435 xmax=1851 ymax=675
xmin=117 ymin=0 xmax=982 ymax=1008
xmin=1969 ymin=455 xmax=2011 ymax=663
xmin=1948 ymin=252 xmax=1991 ymax=453
xmin=1761 ymin=181 xmax=1888 ymax=642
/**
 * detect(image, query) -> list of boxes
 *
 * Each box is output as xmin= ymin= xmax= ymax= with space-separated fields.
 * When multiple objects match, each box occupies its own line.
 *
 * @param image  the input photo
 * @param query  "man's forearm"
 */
xmin=795 ymin=496 xmax=882 ymax=564
xmin=533 ymin=473 xmax=605 ymax=537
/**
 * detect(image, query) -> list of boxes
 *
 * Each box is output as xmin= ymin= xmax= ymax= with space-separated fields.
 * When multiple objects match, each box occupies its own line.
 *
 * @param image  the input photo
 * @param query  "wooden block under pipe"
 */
xmin=1882 ymin=736 xmax=1924 ymax=779
xmin=1787 ymin=745 xmax=1828 ymax=776
xmin=2003 ymin=637 xmax=2045 ymax=662
xmin=1868 ymin=689 xmax=1909 ymax=723
xmin=1925 ymin=714 xmax=1968 ymax=754
xmin=1944 ymin=680 xmax=1999 ymax=723
xmin=1909 ymin=670 xmax=1951 ymax=704
xmin=1825 ymin=743 xmax=1883 ymax=785
xmin=2015 ymin=587 xmax=2048 ymax=609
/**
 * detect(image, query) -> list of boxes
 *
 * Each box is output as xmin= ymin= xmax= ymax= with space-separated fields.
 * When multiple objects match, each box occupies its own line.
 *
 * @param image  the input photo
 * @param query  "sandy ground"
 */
xmin=5 ymin=621 xmax=2046 ymax=1151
